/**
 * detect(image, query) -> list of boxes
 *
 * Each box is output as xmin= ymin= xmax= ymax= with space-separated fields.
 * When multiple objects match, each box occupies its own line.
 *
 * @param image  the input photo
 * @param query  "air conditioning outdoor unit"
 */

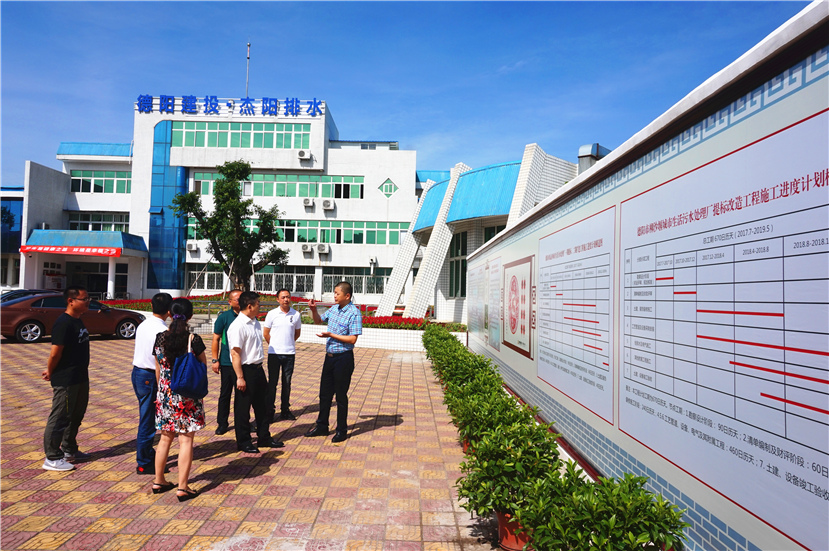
xmin=298 ymin=150 xmax=309 ymax=159
xmin=301 ymin=244 xmax=314 ymax=253
xmin=322 ymin=199 xmax=334 ymax=210
xmin=317 ymin=243 xmax=330 ymax=254
xmin=303 ymin=198 xmax=314 ymax=207
xmin=186 ymin=242 xmax=199 ymax=252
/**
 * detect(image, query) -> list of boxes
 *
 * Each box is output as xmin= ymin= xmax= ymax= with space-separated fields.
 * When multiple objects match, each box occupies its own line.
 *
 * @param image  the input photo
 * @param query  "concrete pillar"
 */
xmin=403 ymin=162 xmax=471 ymax=318
xmin=107 ymin=257 xmax=116 ymax=299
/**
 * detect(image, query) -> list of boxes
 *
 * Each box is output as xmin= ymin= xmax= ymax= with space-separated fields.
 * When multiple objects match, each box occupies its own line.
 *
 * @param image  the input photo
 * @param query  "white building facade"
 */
xmin=13 ymin=96 xmax=418 ymax=302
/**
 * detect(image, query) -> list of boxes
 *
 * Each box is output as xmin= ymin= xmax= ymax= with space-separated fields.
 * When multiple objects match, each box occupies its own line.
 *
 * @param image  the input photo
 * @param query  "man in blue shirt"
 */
xmin=304 ymin=281 xmax=362 ymax=443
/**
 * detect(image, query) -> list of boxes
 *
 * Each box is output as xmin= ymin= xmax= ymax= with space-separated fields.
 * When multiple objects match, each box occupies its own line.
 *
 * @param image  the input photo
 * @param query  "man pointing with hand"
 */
xmin=304 ymin=281 xmax=362 ymax=443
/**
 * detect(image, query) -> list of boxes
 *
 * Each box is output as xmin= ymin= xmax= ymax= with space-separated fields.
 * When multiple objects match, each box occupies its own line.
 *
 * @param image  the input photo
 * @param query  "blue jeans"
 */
xmin=131 ymin=367 xmax=157 ymax=469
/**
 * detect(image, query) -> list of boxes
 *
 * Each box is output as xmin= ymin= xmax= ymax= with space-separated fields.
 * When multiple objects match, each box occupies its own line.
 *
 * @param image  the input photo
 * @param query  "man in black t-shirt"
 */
xmin=42 ymin=286 xmax=91 ymax=471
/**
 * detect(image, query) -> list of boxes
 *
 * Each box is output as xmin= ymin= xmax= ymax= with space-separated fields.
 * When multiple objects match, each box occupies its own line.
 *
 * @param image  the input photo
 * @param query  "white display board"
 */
xmin=466 ymin=43 xmax=828 ymax=550
xmin=538 ymin=207 xmax=616 ymax=422
xmin=487 ymin=257 xmax=501 ymax=350
xmin=619 ymin=113 xmax=828 ymax=551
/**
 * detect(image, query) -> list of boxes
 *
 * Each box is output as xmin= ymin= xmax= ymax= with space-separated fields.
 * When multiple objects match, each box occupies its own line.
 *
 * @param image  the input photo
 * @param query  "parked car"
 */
xmin=1 ymin=289 xmax=51 ymax=303
xmin=1 ymin=292 xmax=145 ymax=342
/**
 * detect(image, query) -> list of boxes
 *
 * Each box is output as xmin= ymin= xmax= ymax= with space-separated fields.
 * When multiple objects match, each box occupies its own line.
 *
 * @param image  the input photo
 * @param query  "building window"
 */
xmin=193 ymin=173 xmax=363 ymax=199
xmin=253 ymin=265 xmax=315 ymax=293
xmin=186 ymin=263 xmax=225 ymax=292
xmin=484 ymin=225 xmax=506 ymax=243
xmin=361 ymin=143 xmax=376 ymax=150
xmin=172 ymin=121 xmax=310 ymax=150
xmin=68 ymin=212 xmax=130 ymax=233
xmin=379 ymin=178 xmax=398 ymax=198
xmin=186 ymin=218 xmax=409 ymax=245
xmin=323 ymin=267 xmax=391 ymax=295
xmin=448 ymin=232 xmax=467 ymax=298
xmin=70 ymin=171 xmax=131 ymax=194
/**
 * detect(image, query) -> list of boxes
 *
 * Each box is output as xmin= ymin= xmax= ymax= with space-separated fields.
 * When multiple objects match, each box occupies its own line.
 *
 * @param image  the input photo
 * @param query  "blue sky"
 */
xmin=1 ymin=1 xmax=809 ymax=187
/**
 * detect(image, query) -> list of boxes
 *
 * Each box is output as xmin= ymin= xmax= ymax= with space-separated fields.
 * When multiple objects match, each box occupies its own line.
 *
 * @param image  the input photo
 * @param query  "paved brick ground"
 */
xmin=1 ymin=336 xmax=498 ymax=551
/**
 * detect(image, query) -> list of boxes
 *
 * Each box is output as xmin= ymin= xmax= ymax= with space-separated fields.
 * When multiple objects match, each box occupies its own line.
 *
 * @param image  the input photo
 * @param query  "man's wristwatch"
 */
xmin=211 ymin=359 xmax=219 ymax=364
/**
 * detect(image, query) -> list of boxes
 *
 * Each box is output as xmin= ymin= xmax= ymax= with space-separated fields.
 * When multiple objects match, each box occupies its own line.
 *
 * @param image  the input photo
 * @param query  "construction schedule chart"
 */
xmin=623 ymin=210 xmax=828 ymax=454
xmin=618 ymin=112 xmax=828 ymax=551
xmin=537 ymin=207 xmax=615 ymax=422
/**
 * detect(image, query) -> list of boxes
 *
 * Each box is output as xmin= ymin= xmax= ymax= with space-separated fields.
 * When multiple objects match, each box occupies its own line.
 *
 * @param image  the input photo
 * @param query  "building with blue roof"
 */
xmin=377 ymin=144 xmax=581 ymax=322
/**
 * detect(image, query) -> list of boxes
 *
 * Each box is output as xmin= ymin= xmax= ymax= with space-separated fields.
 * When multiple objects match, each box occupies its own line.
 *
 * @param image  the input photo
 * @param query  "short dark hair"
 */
xmin=63 ymin=285 xmax=87 ymax=304
xmin=276 ymin=288 xmax=291 ymax=298
xmin=238 ymin=291 xmax=260 ymax=311
xmin=335 ymin=281 xmax=352 ymax=298
xmin=151 ymin=293 xmax=173 ymax=315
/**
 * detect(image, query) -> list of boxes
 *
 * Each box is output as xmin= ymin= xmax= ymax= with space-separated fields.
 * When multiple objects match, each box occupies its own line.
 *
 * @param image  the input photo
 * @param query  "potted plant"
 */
xmin=514 ymin=462 xmax=689 ymax=550
xmin=457 ymin=420 xmax=561 ymax=550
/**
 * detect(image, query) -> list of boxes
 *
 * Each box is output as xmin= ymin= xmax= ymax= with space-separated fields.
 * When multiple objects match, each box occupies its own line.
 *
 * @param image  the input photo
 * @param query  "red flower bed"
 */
xmin=361 ymin=316 xmax=426 ymax=330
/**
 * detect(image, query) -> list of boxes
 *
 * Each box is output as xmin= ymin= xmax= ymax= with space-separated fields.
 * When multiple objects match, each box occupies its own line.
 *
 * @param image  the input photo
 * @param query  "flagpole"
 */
xmin=245 ymin=42 xmax=250 ymax=97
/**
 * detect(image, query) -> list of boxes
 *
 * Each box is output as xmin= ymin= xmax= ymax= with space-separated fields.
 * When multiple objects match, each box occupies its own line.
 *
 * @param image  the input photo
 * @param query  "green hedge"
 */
xmin=422 ymin=325 xmax=688 ymax=551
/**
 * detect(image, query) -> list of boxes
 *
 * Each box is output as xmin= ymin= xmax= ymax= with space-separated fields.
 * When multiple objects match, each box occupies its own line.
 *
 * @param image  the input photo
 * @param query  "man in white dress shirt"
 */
xmin=131 ymin=292 xmax=172 ymax=475
xmin=227 ymin=291 xmax=284 ymax=453
xmin=263 ymin=288 xmax=302 ymax=422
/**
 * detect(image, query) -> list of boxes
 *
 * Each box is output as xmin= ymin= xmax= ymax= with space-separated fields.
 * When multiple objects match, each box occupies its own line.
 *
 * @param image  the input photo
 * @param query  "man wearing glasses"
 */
xmin=42 ymin=286 xmax=92 ymax=471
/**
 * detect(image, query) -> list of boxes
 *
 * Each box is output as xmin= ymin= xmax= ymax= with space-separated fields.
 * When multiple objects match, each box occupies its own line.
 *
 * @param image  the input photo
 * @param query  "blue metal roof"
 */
xmin=57 ymin=143 xmax=132 ymax=157
xmin=446 ymin=162 xmax=520 ymax=223
xmin=416 ymin=170 xmax=450 ymax=184
xmin=412 ymin=179 xmax=449 ymax=232
xmin=25 ymin=230 xmax=148 ymax=253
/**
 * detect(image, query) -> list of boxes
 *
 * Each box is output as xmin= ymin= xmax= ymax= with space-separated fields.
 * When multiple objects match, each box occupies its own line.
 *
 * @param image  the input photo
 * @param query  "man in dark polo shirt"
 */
xmin=42 ymin=286 xmax=91 ymax=471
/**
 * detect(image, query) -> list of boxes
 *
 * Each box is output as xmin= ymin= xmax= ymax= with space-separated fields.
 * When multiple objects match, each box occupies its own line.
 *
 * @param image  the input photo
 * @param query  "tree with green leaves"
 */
xmin=172 ymin=160 xmax=287 ymax=292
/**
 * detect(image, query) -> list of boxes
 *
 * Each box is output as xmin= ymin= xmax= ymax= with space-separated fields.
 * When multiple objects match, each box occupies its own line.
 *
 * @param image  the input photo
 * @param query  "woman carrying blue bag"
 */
xmin=151 ymin=298 xmax=206 ymax=502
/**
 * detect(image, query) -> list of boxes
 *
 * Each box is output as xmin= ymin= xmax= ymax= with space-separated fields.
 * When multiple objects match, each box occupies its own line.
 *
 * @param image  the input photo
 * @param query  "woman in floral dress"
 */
xmin=152 ymin=298 xmax=206 ymax=501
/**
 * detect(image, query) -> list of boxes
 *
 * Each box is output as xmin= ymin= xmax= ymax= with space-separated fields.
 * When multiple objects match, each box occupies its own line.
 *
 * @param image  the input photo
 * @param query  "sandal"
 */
xmin=176 ymin=487 xmax=200 ymax=502
xmin=152 ymin=482 xmax=176 ymax=494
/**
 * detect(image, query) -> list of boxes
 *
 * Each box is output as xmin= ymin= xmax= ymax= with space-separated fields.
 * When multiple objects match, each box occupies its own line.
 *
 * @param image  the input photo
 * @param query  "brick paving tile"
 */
xmin=1 ymin=340 xmax=499 ymax=550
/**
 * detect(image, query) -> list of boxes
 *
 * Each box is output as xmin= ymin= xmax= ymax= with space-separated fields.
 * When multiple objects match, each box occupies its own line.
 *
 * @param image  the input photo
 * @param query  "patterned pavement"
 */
xmin=1 ymin=335 xmax=498 ymax=551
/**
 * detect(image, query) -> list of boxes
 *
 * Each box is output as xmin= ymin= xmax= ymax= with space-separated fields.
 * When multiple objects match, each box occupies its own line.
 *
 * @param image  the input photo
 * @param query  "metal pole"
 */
xmin=245 ymin=42 xmax=250 ymax=97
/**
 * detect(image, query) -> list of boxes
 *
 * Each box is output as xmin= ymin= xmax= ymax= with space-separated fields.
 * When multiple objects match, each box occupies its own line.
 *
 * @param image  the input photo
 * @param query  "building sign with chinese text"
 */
xmin=136 ymin=95 xmax=324 ymax=118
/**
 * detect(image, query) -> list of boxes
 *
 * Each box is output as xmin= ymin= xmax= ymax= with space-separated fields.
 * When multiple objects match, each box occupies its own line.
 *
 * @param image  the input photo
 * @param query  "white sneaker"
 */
xmin=64 ymin=450 xmax=91 ymax=463
xmin=43 ymin=458 xmax=75 ymax=471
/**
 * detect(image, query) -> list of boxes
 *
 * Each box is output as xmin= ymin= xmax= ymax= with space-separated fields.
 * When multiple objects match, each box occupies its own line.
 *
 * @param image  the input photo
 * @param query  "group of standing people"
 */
xmin=42 ymin=281 xmax=362 ymax=504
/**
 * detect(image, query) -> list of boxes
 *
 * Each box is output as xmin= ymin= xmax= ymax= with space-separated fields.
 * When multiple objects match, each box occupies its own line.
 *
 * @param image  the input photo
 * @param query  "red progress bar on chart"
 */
xmin=655 ymin=277 xmax=674 ymax=281
xmin=761 ymin=393 xmax=829 ymax=416
xmin=674 ymin=291 xmax=697 ymax=295
xmin=550 ymin=285 xmax=556 ymax=288
xmin=603 ymin=362 xmax=609 ymax=366
xmin=564 ymin=317 xmax=600 ymax=324
xmin=730 ymin=361 xmax=829 ymax=385
xmin=573 ymin=329 xmax=601 ymax=337
xmin=564 ymin=303 xmax=596 ymax=307
xmin=698 ymin=309 xmax=784 ymax=317
xmin=698 ymin=335 xmax=829 ymax=357
xmin=556 ymin=293 xmax=563 ymax=296
xmin=584 ymin=344 xmax=603 ymax=351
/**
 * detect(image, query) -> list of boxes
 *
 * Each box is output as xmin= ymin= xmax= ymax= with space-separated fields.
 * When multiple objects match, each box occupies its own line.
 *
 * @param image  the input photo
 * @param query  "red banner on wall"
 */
xmin=20 ymin=245 xmax=122 ymax=257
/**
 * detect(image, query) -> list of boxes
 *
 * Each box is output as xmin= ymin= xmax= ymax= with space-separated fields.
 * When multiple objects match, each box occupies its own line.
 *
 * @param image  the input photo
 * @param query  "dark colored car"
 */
xmin=1 ymin=293 xmax=145 ymax=343
xmin=0 ymin=289 xmax=51 ymax=304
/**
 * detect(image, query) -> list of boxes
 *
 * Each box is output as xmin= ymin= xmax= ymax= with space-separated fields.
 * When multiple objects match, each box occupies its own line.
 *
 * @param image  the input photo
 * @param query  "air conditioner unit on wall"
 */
xmin=186 ymin=242 xmax=199 ymax=252
xmin=322 ymin=199 xmax=334 ymax=210
xmin=303 ymin=198 xmax=315 ymax=207
xmin=301 ymin=244 xmax=313 ymax=253
xmin=317 ymin=243 xmax=330 ymax=254
xmin=298 ymin=150 xmax=309 ymax=159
